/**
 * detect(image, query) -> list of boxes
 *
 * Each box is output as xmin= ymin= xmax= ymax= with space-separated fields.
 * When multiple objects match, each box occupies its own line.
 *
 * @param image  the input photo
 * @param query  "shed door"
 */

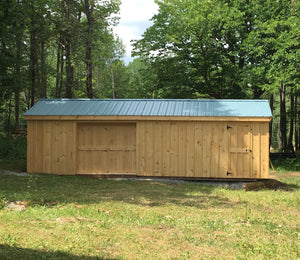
xmin=77 ymin=123 xmax=136 ymax=174
xmin=227 ymin=123 xmax=253 ymax=178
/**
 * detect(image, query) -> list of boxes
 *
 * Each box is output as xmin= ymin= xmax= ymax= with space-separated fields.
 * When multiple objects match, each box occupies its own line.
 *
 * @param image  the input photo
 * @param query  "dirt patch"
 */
xmin=4 ymin=201 xmax=28 ymax=211
xmin=29 ymin=199 xmax=58 ymax=207
xmin=1 ymin=170 xmax=28 ymax=177
xmin=278 ymin=172 xmax=300 ymax=178
xmin=244 ymin=179 xmax=293 ymax=191
xmin=55 ymin=217 xmax=91 ymax=223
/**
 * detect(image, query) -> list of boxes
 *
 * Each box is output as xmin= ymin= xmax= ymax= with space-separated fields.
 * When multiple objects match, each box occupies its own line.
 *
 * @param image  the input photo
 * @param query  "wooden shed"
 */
xmin=24 ymin=99 xmax=272 ymax=180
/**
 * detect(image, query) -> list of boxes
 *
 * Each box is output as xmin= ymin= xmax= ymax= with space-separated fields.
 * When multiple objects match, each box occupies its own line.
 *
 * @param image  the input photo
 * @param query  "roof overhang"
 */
xmin=24 ymin=115 xmax=272 ymax=122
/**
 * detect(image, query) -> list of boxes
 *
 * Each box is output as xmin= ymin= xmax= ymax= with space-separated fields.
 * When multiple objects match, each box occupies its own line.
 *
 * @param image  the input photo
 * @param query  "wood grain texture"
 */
xmin=27 ymin=119 xmax=269 ymax=179
xmin=27 ymin=120 xmax=76 ymax=175
xmin=77 ymin=123 xmax=136 ymax=174
xmin=260 ymin=123 xmax=269 ymax=178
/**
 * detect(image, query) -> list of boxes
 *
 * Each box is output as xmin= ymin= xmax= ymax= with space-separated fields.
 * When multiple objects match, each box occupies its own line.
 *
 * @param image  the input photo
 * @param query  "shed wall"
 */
xmin=27 ymin=118 xmax=269 ymax=179
xmin=136 ymin=121 xmax=269 ymax=179
xmin=27 ymin=120 xmax=76 ymax=175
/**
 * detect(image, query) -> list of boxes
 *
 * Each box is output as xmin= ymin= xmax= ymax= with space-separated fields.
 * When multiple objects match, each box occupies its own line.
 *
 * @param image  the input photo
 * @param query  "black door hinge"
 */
xmin=227 ymin=125 xmax=232 ymax=130
xmin=227 ymin=171 xmax=233 ymax=176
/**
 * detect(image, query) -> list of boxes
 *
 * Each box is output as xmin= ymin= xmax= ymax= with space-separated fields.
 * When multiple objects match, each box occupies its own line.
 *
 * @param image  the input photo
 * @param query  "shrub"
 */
xmin=0 ymin=137 xmax=27 ymax=160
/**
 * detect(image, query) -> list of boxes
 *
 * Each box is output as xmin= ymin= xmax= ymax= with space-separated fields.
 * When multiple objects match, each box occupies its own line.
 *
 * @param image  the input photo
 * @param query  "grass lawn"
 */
xmin=0 ymin=166 xmax=299 ymax=259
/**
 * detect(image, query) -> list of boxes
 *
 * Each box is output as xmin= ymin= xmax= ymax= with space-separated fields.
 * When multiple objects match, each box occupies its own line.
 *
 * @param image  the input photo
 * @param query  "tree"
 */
xmin=256 ymin=0 xmax=300 ymax=151
xmin=82 ymin=0 xmax=121 ymax=98
xmin=0 ymin=0 xmax=27 ymax=132
xmin=133 ymin=0 xmax=254 ymax=98
xmin=127 ymin=57 xmax=158 ymax=98
xmin=133 ymin=0 xmax=300 ymax=151
xmin=0 ymin=0 xmax=122 ymax=137
xmin=84 ymin=0 xmax=94 ymax=98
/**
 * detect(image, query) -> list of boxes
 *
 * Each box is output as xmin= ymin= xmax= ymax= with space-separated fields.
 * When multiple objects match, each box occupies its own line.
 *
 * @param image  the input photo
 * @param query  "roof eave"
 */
xmin=24 ymin=115 xmax=272 ymax=122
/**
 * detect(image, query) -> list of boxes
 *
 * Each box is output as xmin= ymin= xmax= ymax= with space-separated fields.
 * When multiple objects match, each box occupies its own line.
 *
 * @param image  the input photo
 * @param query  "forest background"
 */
xmin=0 ymin=0 xmax=299 ymax=154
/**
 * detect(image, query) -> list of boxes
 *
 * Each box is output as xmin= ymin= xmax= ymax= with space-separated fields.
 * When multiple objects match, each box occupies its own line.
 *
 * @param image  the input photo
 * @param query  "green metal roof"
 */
xmin=24 ymin=99 xmax=272 ymax=117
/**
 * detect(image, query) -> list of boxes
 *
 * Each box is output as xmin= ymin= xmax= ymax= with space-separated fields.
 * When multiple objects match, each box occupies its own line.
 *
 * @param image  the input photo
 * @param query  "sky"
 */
xmin=113 ymin=0 xmax=159 ymax=64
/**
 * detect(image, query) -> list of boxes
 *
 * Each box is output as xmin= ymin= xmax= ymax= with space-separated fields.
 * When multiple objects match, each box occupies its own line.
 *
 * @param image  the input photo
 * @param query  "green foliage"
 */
xmin=0 ymin=159 xmax=26 ymax=172
xmin=1 ymin=0 xmax=300 ymax=153
xmin=0 ymin=0 xmax=123 ymax=134
xmin=0 ymin=194 xmax=8 ymax=210
xmin=272 ymin=157 xmax=300 ymax=172
xmin=127 ymin=57 xmax=159 ymax=98
xmin=133 ymin=0 xmax=300 ymax=100
xmin=0 ymin=137 xmax=26 ymax=160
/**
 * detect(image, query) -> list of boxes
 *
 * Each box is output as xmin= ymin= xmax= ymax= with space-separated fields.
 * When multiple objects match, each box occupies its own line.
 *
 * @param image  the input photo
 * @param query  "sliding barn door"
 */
xmin=227 ymin=123 xmax=253 ymax=178
xmin=77 ymin=123 xmax=136 ymax=174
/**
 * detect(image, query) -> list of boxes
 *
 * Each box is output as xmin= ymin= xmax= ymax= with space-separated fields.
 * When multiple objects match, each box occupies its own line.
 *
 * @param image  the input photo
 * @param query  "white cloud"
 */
xmin=114 ymin=0 xmax=159 ymax=58
xmin=120 ymin=0 xmax=158 ymax=22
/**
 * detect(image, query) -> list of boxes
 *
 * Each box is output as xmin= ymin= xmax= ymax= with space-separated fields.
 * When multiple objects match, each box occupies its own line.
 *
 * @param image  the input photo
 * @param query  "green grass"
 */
xmin=0 ymin=169 xmax=299 ymax=259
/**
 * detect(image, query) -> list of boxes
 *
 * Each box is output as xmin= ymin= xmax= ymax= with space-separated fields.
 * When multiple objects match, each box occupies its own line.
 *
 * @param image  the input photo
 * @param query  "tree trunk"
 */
xmin=111 ymin=62 xmax=115 ymax=98
xmin=7 ymin=92 xmax=12 ymax=139
xmin=295 ymin=96 xmax=299 ymax=150
xmin=14 ymin=29 xmax=22 ymax=129
xmin=279 ymin=82 xmax=287 ymax=152
xmin=269 ymin=93 xmax=274 ymax=149
xmin=65 ymin=42 xmax=73 ymax=98
xmin=85 ymin=0 xmax=94 ymax=98
xmin=288 ymin=94 xmax=294 ymax=152
xmin=59 ymin=47 xmax=64 ymax=98
xmin=298 ymin=113 xmax=300 ymax=150
xmin=253 ymin=86 xmax=264 ymax=99
xmin=278 ymin=121 xmax=282 ymax=151
xmin=40 ymin=40 xmax=47 ymax=98
xmin=64 ymin=0 xmax=73 ymax=98
xmin=55 ymin=42 xmax=61 ymax=98
xmin=96 ymin=64 xmax=101 ymax=98
xmin=14 ymin=91 xmax=20 ymax=129
xmin=30 ymin=14 xmax=37 ymax=107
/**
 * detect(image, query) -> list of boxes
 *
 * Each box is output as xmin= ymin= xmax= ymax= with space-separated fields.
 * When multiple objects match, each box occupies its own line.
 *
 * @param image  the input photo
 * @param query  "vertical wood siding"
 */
xmin=27 ymin=120 xmax=76 ymax=174
xmin=137 ymin=121 xmax=269 ymax=179
xmin=76 ymin=123 xmax=136 ymax=174
xmin=27 ymin=119 xmax=269 ymax=178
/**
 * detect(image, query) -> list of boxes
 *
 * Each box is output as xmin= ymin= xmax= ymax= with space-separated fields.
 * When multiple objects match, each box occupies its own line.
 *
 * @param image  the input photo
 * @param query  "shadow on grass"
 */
xmin=284 ymin=183 xmax=300 ymax=190
xmin=0 ymin=244 xmax=117 ymax=260
xmin=0 ymin=172 xmax=243 ymax=209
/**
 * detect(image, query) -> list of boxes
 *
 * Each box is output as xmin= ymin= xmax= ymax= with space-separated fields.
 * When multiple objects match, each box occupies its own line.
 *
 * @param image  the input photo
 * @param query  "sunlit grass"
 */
xmin=0 ymin=169 xmax=299 ymax=259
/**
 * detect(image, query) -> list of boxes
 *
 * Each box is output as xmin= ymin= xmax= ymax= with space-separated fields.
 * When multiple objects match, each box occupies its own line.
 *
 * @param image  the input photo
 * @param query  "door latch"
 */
xmin=227 ymin=171 xmax=233 ymax=176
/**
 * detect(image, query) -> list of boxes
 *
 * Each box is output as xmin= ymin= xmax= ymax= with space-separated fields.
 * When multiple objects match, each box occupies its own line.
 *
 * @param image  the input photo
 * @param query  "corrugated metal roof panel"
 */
xmin=24 ymin=99 xmax=272 ymax=117
xmin=162 ymin=101 xmax=170 ymax=116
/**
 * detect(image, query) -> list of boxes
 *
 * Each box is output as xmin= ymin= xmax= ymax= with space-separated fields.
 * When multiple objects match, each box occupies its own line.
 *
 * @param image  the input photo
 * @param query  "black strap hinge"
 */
xmin=227 ymin=171 xmax=233 ymax=176
xmin=227 ymin=125 xmax=232 ymax=130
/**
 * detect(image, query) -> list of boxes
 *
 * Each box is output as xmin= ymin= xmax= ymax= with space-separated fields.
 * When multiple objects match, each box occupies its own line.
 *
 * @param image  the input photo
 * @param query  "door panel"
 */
xmin=228 ymin=124 xmax=252 ymax=178
xmin=77 ymin=123 xmax=136 ymax=174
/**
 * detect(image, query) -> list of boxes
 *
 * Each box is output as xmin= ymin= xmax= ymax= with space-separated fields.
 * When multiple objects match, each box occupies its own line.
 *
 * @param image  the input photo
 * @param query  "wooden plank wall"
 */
xmin=77 ymin=123 xmax=136 ymax=174
xmin=137 ymin=121 xmax=269 ymax=179
xmin=252 ymin=122 xmax=269 ymax=178
xmin=27 ymin=120 xmax=76 ymax=175
xmin=27 ymin=119 xmax=269 ymax=178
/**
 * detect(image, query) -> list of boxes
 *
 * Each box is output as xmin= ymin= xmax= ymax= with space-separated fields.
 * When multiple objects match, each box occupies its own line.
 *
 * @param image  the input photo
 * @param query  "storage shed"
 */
xmin=24 ymin=99 xmax=272 ymax=179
